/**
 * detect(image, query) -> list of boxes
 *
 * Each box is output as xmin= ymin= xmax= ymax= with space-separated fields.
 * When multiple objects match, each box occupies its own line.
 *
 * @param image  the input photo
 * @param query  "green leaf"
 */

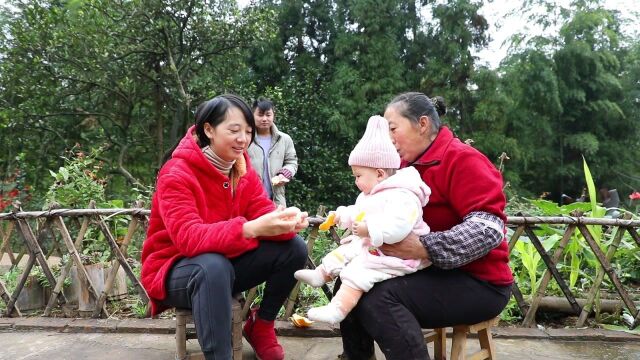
xmin=529 ymin=199 xmax=561 ymax=215
xmin=59 ymin=167 xmax=70 ymax=182
xmin=600 ymin=324 xmax=640 ymax=335
xmin=582 ymin=156 xmax=597 ymax=215
xmin=108 ymin=199 xmax=124 ymax=208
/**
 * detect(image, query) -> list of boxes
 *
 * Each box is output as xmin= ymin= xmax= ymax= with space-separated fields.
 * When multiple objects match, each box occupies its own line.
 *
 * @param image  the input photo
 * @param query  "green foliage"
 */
xmin=0 ymin=0 xmax=268 ymax=206
xmin=1 ymin=267 xmax=21 ymax=292
xmin=45 ymin=147 xmax=106 ymax=208
xmin=499 ymin=297 xmax=523 ymax=323
xmin=493 ymin=3 xmax=639 ymax=200
xmin=30 ymin=262 xmax=70 ymax=288
xmin=130 ymin=298 xmax=148 ymax=319
xmin=511 ymin=233 xmax=560 ymax=295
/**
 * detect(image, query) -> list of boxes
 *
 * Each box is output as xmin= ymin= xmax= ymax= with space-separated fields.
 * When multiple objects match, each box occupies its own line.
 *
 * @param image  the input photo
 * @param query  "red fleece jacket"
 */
xmin=405 ymin=127 xmax=513 ymax=285
xmin=141 ymin=126 xmax=293 ymax=315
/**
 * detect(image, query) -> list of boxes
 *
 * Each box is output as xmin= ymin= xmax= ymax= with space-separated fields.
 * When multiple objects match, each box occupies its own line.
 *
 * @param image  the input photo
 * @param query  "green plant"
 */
xmin=499 ymin=297 xmax=522 ymax=323
xmin=1 ymin=267 xmax=21 ymax=293
xmin=511 ymin=235 xmax=560 ymax=295
xmin=131 ymin=298 xmax=148 ymax=318
xmin=45 ymin=147 xmax=107 ymax=208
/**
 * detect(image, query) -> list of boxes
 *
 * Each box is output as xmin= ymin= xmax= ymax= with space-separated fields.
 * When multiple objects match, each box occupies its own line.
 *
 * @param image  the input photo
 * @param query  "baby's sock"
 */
xmin=294 ymin=267 xmax=330 ymax=287
xmin=307 ymin=284 xmax=362 ymax=324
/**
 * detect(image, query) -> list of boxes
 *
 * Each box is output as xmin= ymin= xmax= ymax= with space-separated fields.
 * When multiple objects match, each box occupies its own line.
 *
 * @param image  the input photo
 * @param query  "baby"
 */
xmin=295 ymin=115 xmax=431 ymax=324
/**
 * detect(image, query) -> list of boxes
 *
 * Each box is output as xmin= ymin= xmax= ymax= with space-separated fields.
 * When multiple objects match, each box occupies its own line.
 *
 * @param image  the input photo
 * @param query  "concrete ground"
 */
xmin=1 ymin=315 xmax=640 ymax=360
xmin=1 ymin=330 xmax=640 ymax=360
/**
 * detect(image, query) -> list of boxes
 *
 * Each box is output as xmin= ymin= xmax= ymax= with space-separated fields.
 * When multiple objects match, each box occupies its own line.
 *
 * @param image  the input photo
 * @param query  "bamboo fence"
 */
xmin=0 ymin=206 xmax=638 ymax=330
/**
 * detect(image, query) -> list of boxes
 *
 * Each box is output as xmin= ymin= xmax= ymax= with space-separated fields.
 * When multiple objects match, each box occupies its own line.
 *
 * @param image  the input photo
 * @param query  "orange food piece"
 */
xmin=290 ymin=313 xmax=314 ymax=328
xmin=319 ymin=212 xmax=336 ymax=231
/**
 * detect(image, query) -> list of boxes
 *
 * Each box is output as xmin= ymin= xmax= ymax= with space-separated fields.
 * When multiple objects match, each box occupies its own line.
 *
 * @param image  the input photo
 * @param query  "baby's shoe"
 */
xmin=294 ymin=269 xmax=327 ymax=287
xmin=307 ymin=303 xmax=347 ymax=324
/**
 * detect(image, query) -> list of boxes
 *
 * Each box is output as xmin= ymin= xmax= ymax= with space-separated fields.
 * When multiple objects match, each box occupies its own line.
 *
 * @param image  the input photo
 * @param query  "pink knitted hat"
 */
xmin=348 ymin=115 xmax=401 ymax=169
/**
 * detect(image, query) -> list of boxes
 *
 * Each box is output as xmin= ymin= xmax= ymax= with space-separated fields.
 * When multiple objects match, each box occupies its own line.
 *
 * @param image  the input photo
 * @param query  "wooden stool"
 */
xmin=449 ymin=317 xmax=498 ymax=360
xmin=175 ymin=298 xmax=243 ymax=360
xmin=424 ymin=328 xmax=447 ymax=360
xmin=425 ymin=317 xmax=498 ymax=360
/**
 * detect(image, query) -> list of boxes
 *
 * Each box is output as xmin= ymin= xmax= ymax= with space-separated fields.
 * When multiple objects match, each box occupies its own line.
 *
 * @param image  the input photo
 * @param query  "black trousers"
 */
xmin=161 ymin=235 xmax=307 ymax=360
xmin=339 ymin=266 xmax=511 ymax=360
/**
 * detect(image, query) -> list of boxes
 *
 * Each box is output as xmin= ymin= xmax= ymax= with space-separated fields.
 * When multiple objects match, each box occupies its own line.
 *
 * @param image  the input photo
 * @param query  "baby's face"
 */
xmin=351 ymin=166 xmax=388 ymax=194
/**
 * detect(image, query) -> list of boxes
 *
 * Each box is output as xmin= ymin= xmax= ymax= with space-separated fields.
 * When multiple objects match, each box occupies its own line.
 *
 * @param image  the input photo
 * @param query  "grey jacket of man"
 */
xmin=247 ymin=124 xmax=298 ymax=207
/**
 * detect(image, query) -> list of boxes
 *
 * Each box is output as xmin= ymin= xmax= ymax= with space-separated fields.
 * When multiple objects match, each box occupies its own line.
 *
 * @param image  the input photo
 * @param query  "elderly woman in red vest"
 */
xmin=339 ymin=92 xmax=513 ymax=360
xmin=141 ymin=94 xmax=308 ymax=360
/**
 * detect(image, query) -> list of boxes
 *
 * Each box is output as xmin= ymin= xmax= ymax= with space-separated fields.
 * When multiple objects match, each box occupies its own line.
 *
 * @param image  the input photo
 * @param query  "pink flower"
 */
xmin=630 ymin=191 xmax=640 ymax=200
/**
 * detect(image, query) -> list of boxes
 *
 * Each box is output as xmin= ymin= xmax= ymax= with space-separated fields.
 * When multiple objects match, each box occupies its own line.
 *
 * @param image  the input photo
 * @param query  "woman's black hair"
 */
xmin=387 ymin=92 xmax=446 ymax=132
xmin=160 ymin=94 xmax=255 ymax=166
xmin=252 ymin=97 xmax=275 ymax=112
xmin=194 ymin=94 xmax=255 ymax=146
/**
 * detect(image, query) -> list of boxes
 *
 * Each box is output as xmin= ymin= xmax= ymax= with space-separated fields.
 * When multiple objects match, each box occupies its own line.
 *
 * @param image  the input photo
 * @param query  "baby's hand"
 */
xmin=331 ymin=211 xmax=341 ymax=225
xmin=351 ymin=221 xmax=369 ymax=238
xmin=319 ymin=211 xmax=337 ymax=231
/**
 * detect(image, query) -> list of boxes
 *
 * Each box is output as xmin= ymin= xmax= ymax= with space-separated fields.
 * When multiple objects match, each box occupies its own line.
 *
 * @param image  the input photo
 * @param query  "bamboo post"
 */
xmin=96 ymin=215 xmax=149 ymax=303
xmin=92 ymin=200 xmax=144 ymax=318
xmin=45 ymin=224 xmax=62 ymax=259
xmin=0 ymin=221 xmax=17 ymax=266
xmin=627 ymin=228 xmax=640 ymax=329
xmin=14 ymin=218 xmax=67 ymax=305
xmin=577 ymin=216 xmax=630 ymax=326
xmin=577 ymin=224 xmax=639 ymax=326
xmin=14 ymin=250 xmax=25 ymax=268
xmin=506 ymin=223 xmax=529 ymax=316
xmin=304 ymin=254 xmax=333 ymax=300
xmin=44 ymin=201 xmax=94 ymax=316
xmin=328 ymin=226 xmax=341 ymax=245
xmin=627 ymin=227 xmax=640 ymax=248
xmin=510 ymin=281 xmax=529 ymax=316
xmin=508 ymin=225 xmax=525 ymax=253
xmin=241 ymin=287 xmax=258 ymax=319
xmin=5 ymin=252 xmax=35 ymax=316
xmin=524 ymin=226 xmax=582 ymax=315
xmin=53 ymin=216 xmax=106 ymax=316
xmin=283 ymin=206 xmax=324 ymax=318
xmin=522 ymin=224 xmax=576 ymax=327
xmin=0 ymin=277 xmax=21 ymax=316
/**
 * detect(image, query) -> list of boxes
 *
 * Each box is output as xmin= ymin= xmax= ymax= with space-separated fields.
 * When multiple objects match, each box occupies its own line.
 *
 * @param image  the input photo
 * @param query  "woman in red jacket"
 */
xmin=141 ymin=94 xmax=308 ymax=360
xmin=339 ymin=92 xmax=513 ymax=360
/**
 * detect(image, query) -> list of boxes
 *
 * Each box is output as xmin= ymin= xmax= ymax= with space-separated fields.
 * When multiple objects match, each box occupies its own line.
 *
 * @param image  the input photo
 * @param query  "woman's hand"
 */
xmin=243 ymin=207 xmax=300 ymax=238
xmin=293 ymin=211 xmax=309 ymax=232
xmin=378 ymin=232 xmax=430 ymax=260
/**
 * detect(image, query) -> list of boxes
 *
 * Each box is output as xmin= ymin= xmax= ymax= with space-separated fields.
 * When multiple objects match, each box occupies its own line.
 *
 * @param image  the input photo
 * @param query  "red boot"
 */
xmin=243 ymin=307 xmax=284 ymax=360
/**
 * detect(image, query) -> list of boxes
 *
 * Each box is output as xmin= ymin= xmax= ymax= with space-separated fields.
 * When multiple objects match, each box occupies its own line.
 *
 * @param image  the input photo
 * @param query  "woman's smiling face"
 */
xmin=204 ymin=106 xmax=253 ymax=162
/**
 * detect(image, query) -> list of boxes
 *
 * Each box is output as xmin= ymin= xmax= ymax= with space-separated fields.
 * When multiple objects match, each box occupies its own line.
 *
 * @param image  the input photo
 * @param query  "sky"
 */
xmin=475 ymin=0 xmax=640 ymax=68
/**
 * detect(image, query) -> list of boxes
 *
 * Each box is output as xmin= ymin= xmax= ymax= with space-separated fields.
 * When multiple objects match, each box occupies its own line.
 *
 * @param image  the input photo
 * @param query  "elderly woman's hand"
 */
xmin=378 ymin=232 xmax=430 ymax=260
xmin=243 ymin=207 xmax=301 ymax=238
